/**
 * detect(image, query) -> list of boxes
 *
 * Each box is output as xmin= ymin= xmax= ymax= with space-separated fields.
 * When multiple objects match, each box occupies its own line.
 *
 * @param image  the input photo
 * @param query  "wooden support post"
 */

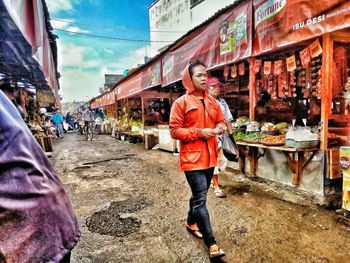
xmin=320 ymin=34 xmax=333 ymax=151
xmin=115 ymin=94 xmax=118 ymax=119
xmin=248 ymin=58 xmax=256 ymax=121
xmin=141 ymin=97 xmax=145 ymax=128
xmin=249 ymin=147 xmax=258 ymax=176
xmin=238 ymin=148 xmax=246 ymax=174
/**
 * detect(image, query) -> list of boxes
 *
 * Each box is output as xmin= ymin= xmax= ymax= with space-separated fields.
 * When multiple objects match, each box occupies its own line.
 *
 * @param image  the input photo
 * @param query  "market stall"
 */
xmin=230 ymin=0 xmax=350 ymax=195
xmin=113 ymin=57 xmax=183 ymax=149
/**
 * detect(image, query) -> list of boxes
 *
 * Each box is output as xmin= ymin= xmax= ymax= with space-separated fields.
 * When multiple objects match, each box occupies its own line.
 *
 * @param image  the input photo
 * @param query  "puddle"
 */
xmin=86 ymin=197 xmax=152 ymax=237
xmin=227 ymin=184 xmax=252 ymax=196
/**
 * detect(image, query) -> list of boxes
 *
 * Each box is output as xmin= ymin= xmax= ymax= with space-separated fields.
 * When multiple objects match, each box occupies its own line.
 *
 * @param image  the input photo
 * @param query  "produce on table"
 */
xmin=276 ymin=122 xmax=289 ymax=135
xmin=233 ymin=132 xmax=246 ymax=141
xmin=234 ymin=116 xmax=249 ymax=128
xmin=261 ymin=122 xmax=277 ymax=132
xmin=260 ymin=135 xmax=286 ymax=145
xmin=242 ymin=132 xmax=263 ymax=142
xmin=246 ymin=121 xmax=260 ymax=132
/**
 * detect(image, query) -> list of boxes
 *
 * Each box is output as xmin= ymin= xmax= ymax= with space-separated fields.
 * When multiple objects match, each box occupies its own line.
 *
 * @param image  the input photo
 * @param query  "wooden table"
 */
xmin=236 ymin=141 xmax=319 ymax=186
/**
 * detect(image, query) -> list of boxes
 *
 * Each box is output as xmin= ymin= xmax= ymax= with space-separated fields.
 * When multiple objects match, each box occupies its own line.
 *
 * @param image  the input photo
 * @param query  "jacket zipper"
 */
xmin=202 ymin=99 xmax=210 ymax=167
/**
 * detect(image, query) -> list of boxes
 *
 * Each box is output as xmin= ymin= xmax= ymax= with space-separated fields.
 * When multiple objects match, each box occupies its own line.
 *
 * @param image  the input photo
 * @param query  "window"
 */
xmin=190 ymin=0 xmax=205 ymax=9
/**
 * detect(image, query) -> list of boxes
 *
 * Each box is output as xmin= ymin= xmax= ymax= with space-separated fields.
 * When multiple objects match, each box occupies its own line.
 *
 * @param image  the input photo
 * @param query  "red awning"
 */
xmin=253 ymin=0 xmax=350 ymax=56
xmin=116 ymin=60 xmax=161 ymax=100
xmin=161 ymin=1 xmax=253 ymax=86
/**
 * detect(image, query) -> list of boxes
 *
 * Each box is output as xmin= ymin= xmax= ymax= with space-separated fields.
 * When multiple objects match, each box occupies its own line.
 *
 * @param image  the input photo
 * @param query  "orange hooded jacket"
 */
xmin=169 ymin=64 xmax=225 ymax=171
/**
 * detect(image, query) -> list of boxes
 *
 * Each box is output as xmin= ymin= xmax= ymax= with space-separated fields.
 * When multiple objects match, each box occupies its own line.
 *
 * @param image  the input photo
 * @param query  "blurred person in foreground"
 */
xmin=208 ymin=77 xmax=234 ymax=198
xmin=169 ymin=60 xmax=226 ymax=260
xmin=0 ymin=80 xmax=27 ymax=119
xmin=0 ymin=90 xmax=80 ymax=262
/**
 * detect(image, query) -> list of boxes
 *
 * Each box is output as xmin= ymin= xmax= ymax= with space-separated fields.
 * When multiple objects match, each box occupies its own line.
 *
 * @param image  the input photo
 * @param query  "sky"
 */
xmin=46 ymin=0 xmax=156 ymax=102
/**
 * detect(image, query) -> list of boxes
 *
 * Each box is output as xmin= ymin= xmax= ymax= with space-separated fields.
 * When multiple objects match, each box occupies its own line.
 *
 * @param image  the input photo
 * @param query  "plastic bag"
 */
xmin=221 ymin=132 xmax=239 ymax=162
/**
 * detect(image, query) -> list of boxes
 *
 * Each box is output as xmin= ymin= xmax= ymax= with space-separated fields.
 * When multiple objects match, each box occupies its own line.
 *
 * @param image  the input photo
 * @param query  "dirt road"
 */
xmin=52 ymin=133 xmax=350 ymax=263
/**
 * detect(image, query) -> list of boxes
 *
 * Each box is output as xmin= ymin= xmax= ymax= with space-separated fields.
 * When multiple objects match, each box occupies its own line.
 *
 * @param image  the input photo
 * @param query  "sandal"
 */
xmin=214 ymin=189 xmax=226 ymax=198
xmin=209 ymin=244 xmax=225 ymax=260
xmin=186 ymin=224 xmax=203 ymax=238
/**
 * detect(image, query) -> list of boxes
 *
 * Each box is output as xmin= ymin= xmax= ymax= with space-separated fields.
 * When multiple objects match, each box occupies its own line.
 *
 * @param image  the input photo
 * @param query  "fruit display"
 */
xmin=275 ymin=122 xmax=289 ymax=135
xmin=116 ymin=107 xmax=131 ymax=131
xmin=260 ymin=122 xmax=277 ymax=132
xmin=234 ymin=116 xmax=249 ymax=128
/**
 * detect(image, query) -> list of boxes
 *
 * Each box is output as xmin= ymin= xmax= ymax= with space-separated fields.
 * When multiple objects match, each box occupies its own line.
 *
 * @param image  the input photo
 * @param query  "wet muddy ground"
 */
xmin=52 ymin=133 xmax=350 ymax=263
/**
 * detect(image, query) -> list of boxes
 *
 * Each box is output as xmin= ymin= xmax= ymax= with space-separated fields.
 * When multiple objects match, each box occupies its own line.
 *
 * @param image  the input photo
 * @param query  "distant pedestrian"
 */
xmin=169 ymin=60 xmax=226 ymax=260
xmin=52 ymin=109 xmax=64 ymax=138
xmin=208 ymin=77 xmax=234 ymax=198
xmin=0 ymin=90 xmax=80 ymax=262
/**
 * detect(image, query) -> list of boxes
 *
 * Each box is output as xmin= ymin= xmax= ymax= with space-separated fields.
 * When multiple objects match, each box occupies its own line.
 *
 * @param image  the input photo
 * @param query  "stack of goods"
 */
xmin=285 ymin=126 xmax=319 ymax=148
xmin=116 ymin=107 xmax=131 ymax=132
xmin=255 ymin=39 xmax=324 ymax=125
xmin=246 ymin=121 xmax=260 ymax=132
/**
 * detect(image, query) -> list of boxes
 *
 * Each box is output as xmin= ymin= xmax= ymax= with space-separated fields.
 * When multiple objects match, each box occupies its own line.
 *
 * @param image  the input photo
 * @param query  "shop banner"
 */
xmin=36 ymin=89 xmax=55 ymax=106
xmin=253 ymin=0 xmax=350 ymax=55
xmin=162 ymin=1 xmax=252 ymax=86
xmin=116 ymin=72 xmax=143 ymax=100
xmin=117 ymin=60 xmax=161 ymax=100
xmin=141 ymin=61 xmax=161 ymax=89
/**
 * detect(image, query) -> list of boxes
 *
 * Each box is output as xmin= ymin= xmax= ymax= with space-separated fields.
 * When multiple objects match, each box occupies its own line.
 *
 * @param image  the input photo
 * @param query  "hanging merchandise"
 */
xmin=310 ymin=56 xmax=322 ymax=98
xmin=253 ymin=59 xmax=262 ymax=74
xmin=231 ymin=64 xmax=237 ymax=78
xmin=309 ymin=39 xmax=323 ymax=58
xmin=277 ymin=61 xmax=288 ymax=98
xmin=286 ymin=55 xmax=297 ymax=72
xmin=263 ymin=61 xmax=272 ymax=75
xmin=238 ymin=62 xmax=245 ymax=76
xmin=223 ymin=65 xmax=230 ymax=80
xmin=274 ymin=60 xmax=283 ymax=75
xmin=289 ymin=71 xmax=296 ymax=97
xmin=300 ymin=47 xmax=311 ymax=68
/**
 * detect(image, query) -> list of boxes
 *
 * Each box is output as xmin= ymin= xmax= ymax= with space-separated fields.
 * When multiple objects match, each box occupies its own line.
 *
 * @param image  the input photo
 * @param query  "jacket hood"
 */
xmin=182 ymin=64 xmax=196 ymax=94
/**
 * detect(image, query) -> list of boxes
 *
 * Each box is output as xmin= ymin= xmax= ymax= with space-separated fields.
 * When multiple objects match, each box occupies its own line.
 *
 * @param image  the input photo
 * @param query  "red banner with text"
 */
xmin=116 ymin=61 xmax=161 ymax=100
xmin=253 ymin=0 xmax=350 ymax=55
xmin=162 ymin=1 xmax=252 ymax=86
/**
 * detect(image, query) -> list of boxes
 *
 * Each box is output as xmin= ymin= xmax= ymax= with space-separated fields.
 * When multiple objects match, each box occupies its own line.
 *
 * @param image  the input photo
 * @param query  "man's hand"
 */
xmin=200 ymin=128 xmax=218 ymax=139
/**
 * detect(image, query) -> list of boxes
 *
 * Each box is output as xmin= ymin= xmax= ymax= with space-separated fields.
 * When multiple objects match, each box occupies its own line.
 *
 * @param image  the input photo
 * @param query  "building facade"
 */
xmin=149 ymin=0 xmax=237 ymax=52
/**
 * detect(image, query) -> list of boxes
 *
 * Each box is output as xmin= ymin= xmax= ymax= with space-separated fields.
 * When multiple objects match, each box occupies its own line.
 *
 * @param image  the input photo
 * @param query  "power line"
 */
xmin=53 ymin=28 xmax=175 ymax=43
xmin=51 ymin=18 xmax=186 ymax=33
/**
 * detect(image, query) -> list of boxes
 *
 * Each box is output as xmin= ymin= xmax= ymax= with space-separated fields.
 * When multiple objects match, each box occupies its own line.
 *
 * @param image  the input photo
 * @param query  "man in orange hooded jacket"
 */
xmin=169 ymin=60 xmax=226 ymax=259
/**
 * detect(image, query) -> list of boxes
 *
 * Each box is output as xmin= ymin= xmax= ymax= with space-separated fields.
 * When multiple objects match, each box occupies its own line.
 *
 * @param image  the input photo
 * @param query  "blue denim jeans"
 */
xmin=185 ymin=167 xmax=216 ymax=248
xmin=55 ymin=123 xmax=64 ymax=138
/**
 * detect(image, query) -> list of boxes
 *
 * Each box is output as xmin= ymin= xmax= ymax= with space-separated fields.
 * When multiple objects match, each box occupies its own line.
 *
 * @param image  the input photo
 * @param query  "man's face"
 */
xmin=208 ymin=84 xmax=221 ymax=97
xmin=191 ymin=65 xmax=208 ymax=91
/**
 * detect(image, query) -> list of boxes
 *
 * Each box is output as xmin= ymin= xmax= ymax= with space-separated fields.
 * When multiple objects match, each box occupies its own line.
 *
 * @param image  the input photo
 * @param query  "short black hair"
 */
xmin=188 ymin=59 xmax=206 ymax=79
xmin=0 ymin=82 xmax=14 ymax=93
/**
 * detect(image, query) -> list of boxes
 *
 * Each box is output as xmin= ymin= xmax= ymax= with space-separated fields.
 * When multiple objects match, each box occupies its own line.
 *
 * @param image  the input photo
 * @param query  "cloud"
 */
xmin=60 ymin=69 xmax=104 ymax=102
xmin=57 ymin=43 xmax=100 ymax=71
xmin=66 ymin=26 xmax=90 ymax=34
xmin=50 ymin=19 xmax=71 ymax=30
xmin=46 ymin=0 xmax=76 ymax=14
xmin=57 ymin=42 xmax=160 ymax=102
